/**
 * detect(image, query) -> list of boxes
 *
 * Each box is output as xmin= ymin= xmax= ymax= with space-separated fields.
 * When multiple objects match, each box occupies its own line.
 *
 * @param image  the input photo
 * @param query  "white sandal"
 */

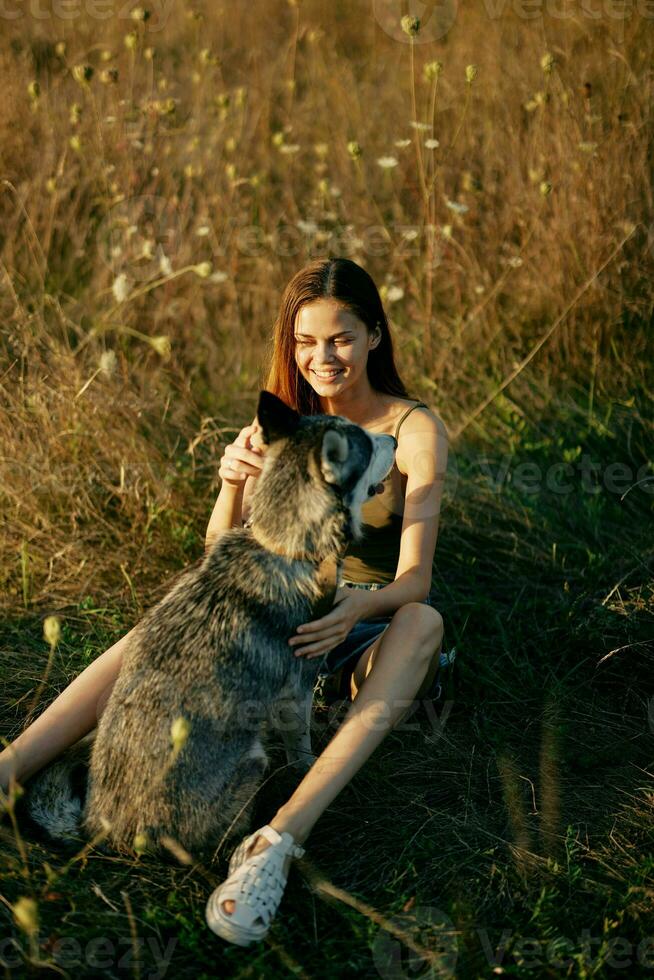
xmin=205 ymin=824 xmax=305 ymax=946
xmin=226 ymin=825 xmax=266 ymax=877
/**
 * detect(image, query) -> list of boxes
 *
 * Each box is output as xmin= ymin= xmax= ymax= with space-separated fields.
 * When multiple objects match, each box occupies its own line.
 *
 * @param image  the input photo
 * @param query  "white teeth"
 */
xmin=313 ymin=370 xmax=342 ymax=378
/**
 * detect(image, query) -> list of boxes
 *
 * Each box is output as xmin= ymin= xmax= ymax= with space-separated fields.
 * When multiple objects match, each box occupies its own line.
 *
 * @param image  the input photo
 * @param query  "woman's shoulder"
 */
xmin=391 ymin=399 xmax=448 ymax=477
xmin=360 ymin=396 xmax=446 ymax=441
xmin=388 ymin=397 xmax=446 ymax=436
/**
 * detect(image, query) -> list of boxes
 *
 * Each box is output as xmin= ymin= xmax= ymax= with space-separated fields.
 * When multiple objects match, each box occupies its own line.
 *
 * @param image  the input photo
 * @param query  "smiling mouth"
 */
xmin=312 ymin=369 xmax=344 ymax=379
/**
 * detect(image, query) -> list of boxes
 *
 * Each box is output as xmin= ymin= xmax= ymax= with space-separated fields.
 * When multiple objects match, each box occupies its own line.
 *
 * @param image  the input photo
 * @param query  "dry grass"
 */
xmin=1 ymin=2 xmax=653 ymax=976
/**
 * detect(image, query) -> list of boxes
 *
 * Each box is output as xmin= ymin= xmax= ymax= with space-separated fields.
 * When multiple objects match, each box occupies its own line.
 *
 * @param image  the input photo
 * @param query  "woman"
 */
xmin=0 ymin=256 xmax=449 ymax=948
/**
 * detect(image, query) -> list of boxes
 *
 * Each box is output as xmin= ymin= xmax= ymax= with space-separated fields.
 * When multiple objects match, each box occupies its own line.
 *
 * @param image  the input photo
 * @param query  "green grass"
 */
xmin=2 ymin=386 xmax=652 ymax=978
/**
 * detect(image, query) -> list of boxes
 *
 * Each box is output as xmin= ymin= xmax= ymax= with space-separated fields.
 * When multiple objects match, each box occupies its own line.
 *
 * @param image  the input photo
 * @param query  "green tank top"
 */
xmin=341 ymin=400 xmax=437 ymax=595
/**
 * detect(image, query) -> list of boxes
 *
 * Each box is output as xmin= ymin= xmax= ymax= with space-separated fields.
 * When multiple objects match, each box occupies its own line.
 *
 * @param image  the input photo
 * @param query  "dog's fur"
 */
xmin=23 ymin=390 xmax=396 ymax=859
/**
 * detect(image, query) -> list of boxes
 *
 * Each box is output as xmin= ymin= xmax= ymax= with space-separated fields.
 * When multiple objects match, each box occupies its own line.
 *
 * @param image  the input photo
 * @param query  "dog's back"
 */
xmin=82 ymin=537 xmax=322 ymax=854
xmin=24 ymin=535 xmax=320 ymax=855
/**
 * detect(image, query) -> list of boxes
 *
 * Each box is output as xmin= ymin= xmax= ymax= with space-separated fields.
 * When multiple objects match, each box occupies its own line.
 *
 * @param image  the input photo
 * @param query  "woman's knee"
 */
xmin=391 ymin=602 xmax=444 ymax=653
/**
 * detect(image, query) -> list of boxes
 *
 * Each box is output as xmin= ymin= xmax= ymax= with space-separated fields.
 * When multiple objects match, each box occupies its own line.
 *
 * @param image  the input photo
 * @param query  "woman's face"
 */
xmin=294 ymin=299 xmax=379 ymax=394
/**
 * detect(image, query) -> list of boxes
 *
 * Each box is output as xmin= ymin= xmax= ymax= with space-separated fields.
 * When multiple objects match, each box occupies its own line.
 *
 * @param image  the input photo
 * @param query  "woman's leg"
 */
xmin=349 ymin=616 xmax=442 ymax=703
xmin=220 ymin=602 xmax=443 ymax=916
xmin=0 ymin=625 xmax=136 ymax=794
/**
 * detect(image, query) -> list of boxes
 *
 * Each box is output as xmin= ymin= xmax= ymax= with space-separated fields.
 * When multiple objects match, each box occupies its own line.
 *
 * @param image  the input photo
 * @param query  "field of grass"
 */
xmin=1 ymin=1 xmax=653 ymax=976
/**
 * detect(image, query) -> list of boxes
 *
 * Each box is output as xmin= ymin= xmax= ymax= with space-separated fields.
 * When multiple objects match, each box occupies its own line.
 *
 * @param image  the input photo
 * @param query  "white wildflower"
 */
xmin=99 ymin=350 xmax=118 ymax=377
xmin=386 ymin=285 xmax=404 ymax=303
xmin=424 ymin=138 xmax=440 ymax=149
xmin=446 ymin=199 xmax=469 ymax=214
xmin=297 ymin=219 xmax=319 ymax=235
xmin=112 ymin=273 xmax=130 ymax=303
xmin=377 ymin=156 xmax=399 ymax=169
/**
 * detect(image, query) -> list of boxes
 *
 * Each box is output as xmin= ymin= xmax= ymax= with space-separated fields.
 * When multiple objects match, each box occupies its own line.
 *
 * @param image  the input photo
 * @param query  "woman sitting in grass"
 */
xmin=0 ymin=256 xmax=450 ymax=948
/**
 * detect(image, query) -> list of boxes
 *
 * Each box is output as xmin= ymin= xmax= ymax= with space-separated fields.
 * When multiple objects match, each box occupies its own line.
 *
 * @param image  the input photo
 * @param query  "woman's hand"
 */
xmin=288 ymin=586 xmax=372 ymax=659
xmin=218 ymin=422 xmax=266 ymax=488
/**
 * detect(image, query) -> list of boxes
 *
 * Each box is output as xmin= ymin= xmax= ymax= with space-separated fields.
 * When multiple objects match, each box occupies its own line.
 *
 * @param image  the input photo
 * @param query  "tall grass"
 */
xmin=1 ymin=1 xmax=653 ymax=976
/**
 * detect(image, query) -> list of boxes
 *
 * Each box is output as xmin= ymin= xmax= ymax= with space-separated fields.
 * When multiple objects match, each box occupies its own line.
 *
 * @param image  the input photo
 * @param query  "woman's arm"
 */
xmin=205 ymin=482 xmax=246 ymax=548
xmin=363 ymin=409 xmax=449 ymax=619
xmin=288 ymin=409 xmax=449 ymax=659
xmin=0 ymin=625 xmax=135 ymax=793
xmin=206 ymin=416 xmax=267 ymax=546
xmin=205 ymin=416 xmax=265 ymax=548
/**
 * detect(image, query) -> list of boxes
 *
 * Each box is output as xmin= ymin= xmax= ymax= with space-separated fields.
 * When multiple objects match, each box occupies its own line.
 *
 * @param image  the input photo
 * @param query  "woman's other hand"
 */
xmin=288 ymin=586 xmax=372 ymax=659
xmin=218 ymin=422 xmax=266 ymax=488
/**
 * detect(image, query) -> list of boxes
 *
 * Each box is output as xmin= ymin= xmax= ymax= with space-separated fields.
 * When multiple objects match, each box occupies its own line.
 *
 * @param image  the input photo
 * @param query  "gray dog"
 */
xmin=24 ymin=390 xmax=396 ymax=859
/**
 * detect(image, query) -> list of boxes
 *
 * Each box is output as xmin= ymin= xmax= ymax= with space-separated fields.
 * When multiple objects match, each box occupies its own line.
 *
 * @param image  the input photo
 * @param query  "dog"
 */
xmin=23 ymin=390 xmax=396 ymax=859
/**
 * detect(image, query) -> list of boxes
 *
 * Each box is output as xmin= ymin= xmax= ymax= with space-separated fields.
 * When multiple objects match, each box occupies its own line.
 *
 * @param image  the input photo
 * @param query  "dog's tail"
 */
xmin=22 ymin=732 xmax=95 ymax=842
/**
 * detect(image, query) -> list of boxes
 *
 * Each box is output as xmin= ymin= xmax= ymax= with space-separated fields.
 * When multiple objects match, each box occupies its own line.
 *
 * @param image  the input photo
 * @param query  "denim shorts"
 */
xmin=315 ymin=581 xmax=437 ymax=681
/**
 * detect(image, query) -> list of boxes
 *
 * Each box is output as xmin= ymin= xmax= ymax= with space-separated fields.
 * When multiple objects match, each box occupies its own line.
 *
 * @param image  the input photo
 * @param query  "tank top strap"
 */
xmin=393 ymin=400 xmax=430 ymax=441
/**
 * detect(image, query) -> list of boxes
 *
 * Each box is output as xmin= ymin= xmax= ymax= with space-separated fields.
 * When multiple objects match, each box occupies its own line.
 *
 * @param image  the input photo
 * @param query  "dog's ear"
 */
xmin=256 ymin=390 xmax=301 ymax=445
xmin=320 ymin=428 xmax=349 ymax=485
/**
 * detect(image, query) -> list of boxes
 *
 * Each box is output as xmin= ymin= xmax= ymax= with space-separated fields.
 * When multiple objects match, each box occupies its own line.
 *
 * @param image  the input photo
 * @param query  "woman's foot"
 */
xmin=205 ymin=822 xmax=306 ymax=946
xmin=221 ymin=828 xmax=294 ymax=918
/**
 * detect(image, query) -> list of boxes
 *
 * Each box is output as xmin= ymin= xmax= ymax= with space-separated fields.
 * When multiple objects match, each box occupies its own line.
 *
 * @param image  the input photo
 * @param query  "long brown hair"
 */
xmin=263 ymin=257 xmax=410 ymax=415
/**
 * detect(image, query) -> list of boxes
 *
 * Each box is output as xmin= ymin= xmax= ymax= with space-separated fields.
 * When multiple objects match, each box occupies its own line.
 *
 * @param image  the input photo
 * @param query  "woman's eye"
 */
xmin=295 ymin=339 xmax=352 ymax=348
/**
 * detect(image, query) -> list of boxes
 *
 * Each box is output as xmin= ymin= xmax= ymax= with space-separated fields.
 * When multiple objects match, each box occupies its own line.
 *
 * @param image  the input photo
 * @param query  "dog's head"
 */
xmin=250 ymin=390 xmax=396 ymax=557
